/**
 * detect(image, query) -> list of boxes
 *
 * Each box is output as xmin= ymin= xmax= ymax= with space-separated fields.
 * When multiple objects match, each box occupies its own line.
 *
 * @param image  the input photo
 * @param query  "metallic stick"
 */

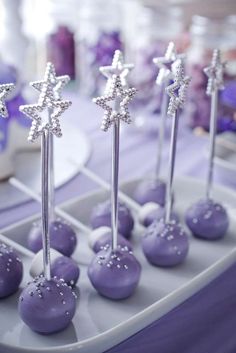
xmin=48 ymin=107 xmax=55 ymax=222
xmin=165 ymin=110 xmax=179 ymax=224
xmin=206 ymin=90 xmax=218 ymax=199
xmin=111 ymin=108 xmax=120 ymax=250
xmin=41 ymin=130 xmax=51 ymax=280
xmin=155 ymin=81 xmax=169 ymax=178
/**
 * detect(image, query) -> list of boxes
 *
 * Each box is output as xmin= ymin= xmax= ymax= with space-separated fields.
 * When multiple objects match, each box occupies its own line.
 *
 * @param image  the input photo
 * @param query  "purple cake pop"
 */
xmin=0 ymin=243 xmax=23 ymax=298
xmin=30 ymin=249 xmax=80 ymax=287
xmin=18 ymin=276 xmax=77 ymax=334
xmin=142 ymin=219 xmax=189 ymax=267
xmin=88 ymin=246 xmax=141 ymax=300
xmin=134 ymin=179 xmax=166 ymax=206
xmin=90 ymin=200 xmax=134 ymax=239
xmin=28 ymin=219 xmax=77 ymax=257
xmin=185 ymin=199 xmax=229 ymax=240
xmin=89 ymin=226 xmax=132 ymax=253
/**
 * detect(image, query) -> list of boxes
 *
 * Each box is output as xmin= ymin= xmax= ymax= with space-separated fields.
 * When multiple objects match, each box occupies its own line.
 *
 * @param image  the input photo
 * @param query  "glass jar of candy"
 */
xmin=77 ymin=0 xmax=123 ymax=97
xmin=126 ymin=4 xmax=185 ymax=118
xmin=186 ymin=15 xmax=236 ymax=133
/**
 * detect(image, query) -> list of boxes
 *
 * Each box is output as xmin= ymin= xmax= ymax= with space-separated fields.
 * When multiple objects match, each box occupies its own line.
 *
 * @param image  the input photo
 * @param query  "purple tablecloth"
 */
xmin=0 ymin=93 xmax=235 ymax=228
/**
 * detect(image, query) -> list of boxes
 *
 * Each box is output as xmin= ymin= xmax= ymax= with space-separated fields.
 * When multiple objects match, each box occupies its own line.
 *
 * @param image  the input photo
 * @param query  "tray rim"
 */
xmin=0 ymin=175 xmax=236 ymax=353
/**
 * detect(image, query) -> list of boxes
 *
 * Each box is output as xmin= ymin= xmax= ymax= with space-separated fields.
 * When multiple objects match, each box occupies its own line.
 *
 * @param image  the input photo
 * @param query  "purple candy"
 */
xmin=143 ymin=207 xmax=179 ymax=227
xmin=88 ymin=247 xmax=141 ymax=300
xmin=185 ymin=199 xmax=229 ymax=240
xmin=92 ymin=231 xmax=132 ymax=253
xmin=142 ymin=220 xmax=189 ymax=267
xmin=51 ymin=256 xmax=80 ymax=287
xmin=0 ymin=243 xmax=23 ymax=298
xmin=18 ymin=276 xmax=77 ymax=334
xmin=90 ymin=200 xmax=134 ymax=239
xmin=134 ymin=179 xmax=166 ymax=207
xmin=28 ymin=219 xmax=77 ymax=257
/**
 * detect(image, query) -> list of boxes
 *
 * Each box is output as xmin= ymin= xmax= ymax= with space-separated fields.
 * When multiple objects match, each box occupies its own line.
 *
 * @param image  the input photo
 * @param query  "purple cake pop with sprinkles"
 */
xmin=142 ymin=61 xmax=190 ymax=266
xmin=185 ymin=50 xmax=229 ymax=240
xmin=88 ymin=51 xmax=141 ymax=299
xmin=26 ymin=63 xmax=78 ymax=257
xmin=90 ymin=200 xmax=134 ymax=239
xmin=18 ymin=63 xmax=76 ymax=334
xmin=0 ymin=243 xmax=23 ymax=298
xmin=134 ymin=43 xmax=185 ymax=209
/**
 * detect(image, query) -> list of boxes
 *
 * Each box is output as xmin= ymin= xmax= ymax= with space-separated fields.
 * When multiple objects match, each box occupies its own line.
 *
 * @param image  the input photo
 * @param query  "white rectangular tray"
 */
xmin=0 ymin=176 xmax=235 ymax=353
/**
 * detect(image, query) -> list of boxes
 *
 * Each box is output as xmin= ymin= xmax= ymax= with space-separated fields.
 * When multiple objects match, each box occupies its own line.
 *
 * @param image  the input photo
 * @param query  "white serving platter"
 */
xmin=0 ymin=176 xmax=235 ymax=353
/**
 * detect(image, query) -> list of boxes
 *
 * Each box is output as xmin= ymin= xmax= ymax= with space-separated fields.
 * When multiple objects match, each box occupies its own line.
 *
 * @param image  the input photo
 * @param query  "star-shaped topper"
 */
xmin=100 ymin=50 xmax=134 ymax=89
xmin=20 ymin=99 xmax=71 ymax=142
xmin=204 ymin=49 xmax=226 ymax=96
xmin=31 ymin=62 xmax=70 ymax=103
xmin=153 ymin=42 xmax=185 ymax=86
xmin=166 ymin=61 xmax=191 ymax=118
xmin=93 ymin=74 xmax=137 ymax=132
xmin=0 ymin=83 xmax=15 ymax=118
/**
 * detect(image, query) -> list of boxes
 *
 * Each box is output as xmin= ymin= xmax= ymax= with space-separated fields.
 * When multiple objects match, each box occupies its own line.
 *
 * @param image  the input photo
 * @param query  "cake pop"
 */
xmin=88 ymin=51 xmax=141 ymax=299
xmin=90 ymin=200 xmax=134 ymax=239
xmin=185 ymin=50 xmax=229 ymax=240
xmin=18 ymin=62 xmax=76 ymax=334
xmin=134 ymin=43 xmax=185 ymax=207
xmin=0 ymin=243 xmax=23 ymax=298
xmin=142 ymin=61 xmax=190 ymax=266
xmin=30 ymin=249 xmax=80 ymax=286
xmin=27 ymin=63 xmax=78 ymax=256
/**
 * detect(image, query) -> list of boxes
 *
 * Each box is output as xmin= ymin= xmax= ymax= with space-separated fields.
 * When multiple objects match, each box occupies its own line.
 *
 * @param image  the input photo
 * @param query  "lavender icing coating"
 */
xmin=143 ymin=207 xmax=179 ymax=227
xmin=88 ymin=246 xmax=141 ymax=300
xmin=28 ymin=219 xmax=77 ymax=257
xmin=18 ymin=276 xmax=77 ymax=334
xmin=142 ymin=220 xmax=189 ymax=267
xmin=185 ymin=199 xmax=229 ymax=240
xmin=134 ymin=179 xmax=166 ymax=206
xmin=92 ymin=231 xmax=132 ymax=253
xmin=90 ymin=200 xmax=134 ymax=239
xmin=51 ymin=256 xmax=80 ymax=286
xmin=0 ymin=243 xmax=23 ymax=298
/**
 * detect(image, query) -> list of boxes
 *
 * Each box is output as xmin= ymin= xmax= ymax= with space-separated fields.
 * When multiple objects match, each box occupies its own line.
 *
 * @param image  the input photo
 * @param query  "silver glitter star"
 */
xmin=0 ymin=83 xmax=15 ymax=118
xmin=100 ymin=50 xmax=134 ymax=88
xmin=153 ymin=42 xmax=185 ymax=86
xmin=20 ymin=99 xmax=71 ymax=142
xmin=166 ymin=62 xmax=191 ymax=117
xmin=204 ymin=49 xmax=226 ymax=96
xmin=93 ymin=74 xmax=137 ymax=132
xmin=31 ymin=62 xmax=70 ymax=102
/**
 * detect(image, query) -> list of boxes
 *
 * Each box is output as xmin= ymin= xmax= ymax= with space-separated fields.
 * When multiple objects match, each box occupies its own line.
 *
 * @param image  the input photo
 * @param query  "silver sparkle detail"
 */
xmin=204 ymin=49 xmax=226 ymax=96
xmin=153 ymin=42 xmax=185 ymax=86
xmin=100 ymin=50 xmax=134 ymax=88
xmin=93 ymin=74 xmax=136 ymax=132
xmin=166 ymin=62 xmax=191 ymax=118
xmin=0 ymin=83 xmax=15 ymax=118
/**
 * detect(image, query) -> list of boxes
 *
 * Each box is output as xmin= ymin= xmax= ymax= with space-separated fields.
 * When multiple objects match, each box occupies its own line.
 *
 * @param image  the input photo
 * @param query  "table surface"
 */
xmin=0 ymin=93 xmax=235 ymax=228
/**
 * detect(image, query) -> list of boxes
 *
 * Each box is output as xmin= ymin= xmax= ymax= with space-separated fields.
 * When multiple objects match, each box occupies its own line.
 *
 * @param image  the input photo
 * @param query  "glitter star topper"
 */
xmin=153 ymin=42 xmax=185 ymax=86
xmin=166 ymin=61 xmax=191 ymax=118
xmin=19 ymin=62 xmax=71 ymax=142
xmin=0 ymin=83 xmax=15 ymax=118
xmin=93 ymin=73 xmax=137 ymax=132
xmin=204 ymin=49 xmax=226 ymax=96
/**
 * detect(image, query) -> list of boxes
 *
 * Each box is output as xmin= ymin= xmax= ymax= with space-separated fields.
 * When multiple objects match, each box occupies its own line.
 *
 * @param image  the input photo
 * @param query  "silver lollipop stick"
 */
xmin=20 ymin=68 xmax=71 ymax=280
xmin=0 ymin=83 xmax=15 ymax=118
xmin=94 ymin=51 xmax=136 ymax=250
xmin=31 ymin=63 xmax=70 ymax=222
xmin=204 ymin=49 xmax=226 ymax=200
xmin=153 ymin=42 xmax=185 ymax=179
xmin=165 ymin=62 xmax=191 ymax=224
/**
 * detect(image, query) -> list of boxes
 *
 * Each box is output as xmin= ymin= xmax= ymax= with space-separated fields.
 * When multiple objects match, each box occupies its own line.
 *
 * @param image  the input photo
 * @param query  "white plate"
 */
xmin=0 ymin=176 xmax=235 ymax=353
